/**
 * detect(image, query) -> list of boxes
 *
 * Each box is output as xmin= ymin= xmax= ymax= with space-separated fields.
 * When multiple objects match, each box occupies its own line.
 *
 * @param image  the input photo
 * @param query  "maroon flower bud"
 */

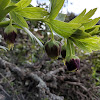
xmin=65 ymin=55 xmax=80 ymax=71
xmin=61 ymin=44 xmax=66 ymax=59
xmin=4 ymin=25 xmax=17 ymax=49
xmin=45 ymin=39 xmax=61 ymax=59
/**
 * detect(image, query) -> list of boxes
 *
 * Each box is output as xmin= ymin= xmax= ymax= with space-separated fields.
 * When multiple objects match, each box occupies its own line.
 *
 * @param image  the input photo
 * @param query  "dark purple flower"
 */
xmin=45 ymin=39 xmax=61 ymax=59
xmin=61 ymin=49 xmax=66 ymax=59
xmin=4 ymin=25 xmax=17 ymax=49
xmin=4 ymin=31 xmax=17 ymax=44
xmin=66 ymin=58 xmax=80 ymax=71
xmin=61 ymin=44 xmax=67 ymax=59
xmin=4 ymin=25 xmax=17 ymax=44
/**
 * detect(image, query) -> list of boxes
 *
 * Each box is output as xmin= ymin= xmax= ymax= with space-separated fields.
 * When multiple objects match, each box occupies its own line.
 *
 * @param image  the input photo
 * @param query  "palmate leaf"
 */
xmin=10 ymin=11 xmax=28 ymax=28
xmin=69 ymin=9 xmax=86 ymax=23
xmin=71 ymin=28 xmax=91 ymax=39
xmin=70 ymin=8 xmax=97 ymax=24
xmin=11 ymin=0 xmax=20 ymax=3
xmin=0 ymin=0 xmax=10 ymax=10
xmin=80 ymin=8 xmax=97 ymax=23
xmin=46 ymin=19 xmax=81 ymax=38
xmin=14 ymin=0 xmax=32 ymax=10
xmin=85 ymin=26 xmax=100 ymax=36
xmin=15 ymin=7 xmax=49 ymax=19
xmin=72 ymin=36 xmax=100 ymax=53
xmin=0 ymin=0 xmax=17 ymax=22
xmin=49 ymin=0 xmax=65 ymax=19
xmin=82 ymin=17 xmax=100 ymax=29
xmin=69 ymin=8 xmax=100 ymax=38
xmin=0 ymin=6 xmax=17 ymax=22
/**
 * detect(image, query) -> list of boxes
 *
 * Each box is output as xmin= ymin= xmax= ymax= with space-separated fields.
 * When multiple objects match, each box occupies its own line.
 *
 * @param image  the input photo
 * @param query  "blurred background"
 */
xmin=31 ymin=0 xmax=100 ymax=19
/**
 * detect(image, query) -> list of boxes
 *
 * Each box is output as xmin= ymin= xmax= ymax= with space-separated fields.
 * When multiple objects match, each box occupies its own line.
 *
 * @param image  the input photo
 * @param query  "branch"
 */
xmin=0 ymin=57 xmax=64 ymax=100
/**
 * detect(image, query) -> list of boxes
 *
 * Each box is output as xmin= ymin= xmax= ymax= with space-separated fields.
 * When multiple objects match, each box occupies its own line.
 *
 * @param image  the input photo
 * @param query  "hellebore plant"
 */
xmin=64 ymin=39 xmax=80 ymax=71
xmin=0 ymin=0 xmax=100 ymax=72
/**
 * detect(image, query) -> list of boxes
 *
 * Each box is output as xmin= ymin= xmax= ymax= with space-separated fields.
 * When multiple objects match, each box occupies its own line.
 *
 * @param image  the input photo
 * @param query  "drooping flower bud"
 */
xmin=61 ymin=44 xmax=66 ymax=59
xmin=65 ymin=55 xmax=80 ymax=71
xmin=45 ymin=39 xmax=61 ymax=59
xmin=4 ymin=24 xmax=17 ymax=49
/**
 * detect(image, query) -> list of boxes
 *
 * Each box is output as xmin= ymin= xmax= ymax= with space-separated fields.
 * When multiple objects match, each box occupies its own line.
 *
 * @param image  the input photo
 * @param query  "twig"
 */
xmin=0 ymin=73 xmax=21 ymax=100
xmin=44 ymin=67 xmax=65 ymax=81
xmin=0 ymin=85 xmax=10 ymax=97
xmin=66 ymin=81 xmax=88 ymax=92
xmin=0 ymin=57 xmax=64 ymax=100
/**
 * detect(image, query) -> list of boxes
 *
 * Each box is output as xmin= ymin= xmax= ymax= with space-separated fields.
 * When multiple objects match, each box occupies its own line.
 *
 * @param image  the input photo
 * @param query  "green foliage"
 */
xmin=71 ymin=28 xmax=91 ymax=39
xmin=0 ymin=0 xmax=100 ymax=53
xmin=15 ymin=7 xmax=49 ymax=19
xmin=0 ymin=0 xmax=16 ymax=22
xmin=0 ymin=0 xmax=11 ymax=10
xmin=11 ymin=0 xmax=20 ymax=3
xmin=70 ymin=8 xmax=97 ymax=24
xmin=66 ymin=39 xmax=75 ymax=57
xmin=46 ymin=19 xmax=81 ymax=38
xmin=15 ymin=0 xmax=32 ymax=10
xmin=69 ymin=9 xmax=86 ymax=23
xmin=49 ymin=0 xmax=65 ymax=19
xmin=91 ymin=52 xmax=100 ymax=86
xmin=82 ymin=17 xmax=100 ymax=29
xmin=10 ymin=11 xmax=28 ymax=28
xmin=72 ymin=36 xmax=100 ymax=53
xmin=85 ymin=26 xmax=100 ymax=36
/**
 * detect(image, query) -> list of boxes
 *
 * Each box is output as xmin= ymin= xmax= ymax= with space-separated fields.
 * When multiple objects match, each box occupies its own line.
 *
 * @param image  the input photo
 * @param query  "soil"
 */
xmin=0 ymin=54 xmax=100 ymax=100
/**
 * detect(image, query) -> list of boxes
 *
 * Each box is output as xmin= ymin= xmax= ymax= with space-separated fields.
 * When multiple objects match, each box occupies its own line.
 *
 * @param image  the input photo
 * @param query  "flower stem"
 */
xmin=9 ymin=14 xmax=12 ymax=25
xmin=49 ymin=26 xmax=54 ymax=40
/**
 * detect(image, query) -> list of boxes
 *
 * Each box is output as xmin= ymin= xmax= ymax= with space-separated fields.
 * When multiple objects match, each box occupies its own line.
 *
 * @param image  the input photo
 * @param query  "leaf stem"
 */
xmin=0 ymin=20 xmax=10 ymax=27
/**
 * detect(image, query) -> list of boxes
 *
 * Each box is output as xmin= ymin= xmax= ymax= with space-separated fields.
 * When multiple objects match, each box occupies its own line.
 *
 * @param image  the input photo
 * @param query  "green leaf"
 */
xmin=0 ymin=6 xmax=17 ymax=22
xmin=16 ymin=7 xmax=49 ymax=19
xmin=72 ymin=36 xmax=100 ymax=52
xmin=82 ymin=17 xmax=100 ymax=29
xmin=49 ymin=0 xmax=65 ymax=19
xmin=80 ymin=8 xmax=97 ymax=23
xmin=70 ymin=8 xmax=97 ymax=24
xmin=85 ymin=26 xmax=100 ymax=36
xmin=0 ymin=20 xmax=10 ymax=27
xmin=0 ymin=0 xmax=10 ymax=10
xmin=10 ymin=11 xmax=28 ymax=28
xmin=46 ymin=19 xmax=81 ymax=38
xmin=56 ymin=13 xmax=66 ymax=21
xmin=15 ymin=0 xmax=32 ymax=10
xmin=69 ymin=9 xmax=86 ymax=23
xmin=13 ymin=24 xmax=23 ymax=29
xmin=71 ymin=28 xmax=91 ymax=39
xmin=11 ymin=0 xmax=20 ymax=3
